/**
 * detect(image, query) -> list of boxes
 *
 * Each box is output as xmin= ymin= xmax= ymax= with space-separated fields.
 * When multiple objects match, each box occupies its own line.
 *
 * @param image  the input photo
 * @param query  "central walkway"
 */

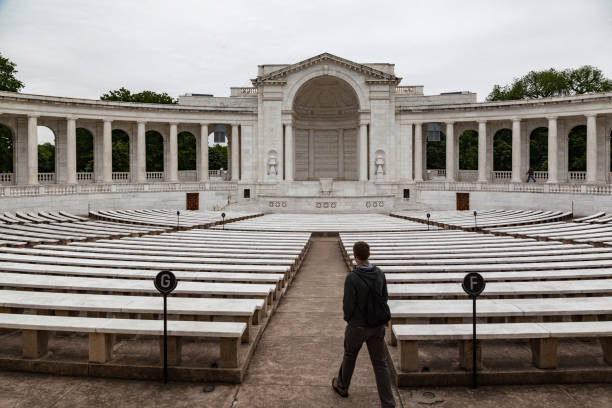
xmin=234 ymin=236 xmax=401 ymax=407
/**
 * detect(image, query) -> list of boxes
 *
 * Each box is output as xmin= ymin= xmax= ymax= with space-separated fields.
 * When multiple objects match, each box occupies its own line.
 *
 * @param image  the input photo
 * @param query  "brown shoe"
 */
xmin=332 ymin=377 xmax=349 ymax=398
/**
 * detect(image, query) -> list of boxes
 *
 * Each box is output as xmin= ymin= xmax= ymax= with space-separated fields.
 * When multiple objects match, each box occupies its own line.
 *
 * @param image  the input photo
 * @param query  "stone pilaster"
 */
xmin=27 ymin=115 xmax=39 ymax=185
xmin=547 ymin=117 xmax=558 ymax=183
xmin=511 ymin=118 xmax=522 ymax=183
xmin=414 ymin=122 xmax=423 ymax=182
xmin=231 ymin=124 xmax=240 ymax=181
xmin=167 ymin=122 xmax=178 ymax=182
xmin=359 ymin=123 xmax=368 ymax=181
xmin=284 ymin=123 xmax=294 ymax=182
xmin=66 ymin=117 xmax=77 ymax=184
xmin=135 ymin=121 xmax=146 ymax=182
xmin=337 ymin=128 xmax=344 ymax=180
xmin=102 ymin=120 xmax=112 ymax=183
xmin=198 ymin=123 xmax=209 ymax=181
xmin=477 ymin=120 xmax=488 ymax=182
xmin=445 ymin=122 xmax=456 ymax=181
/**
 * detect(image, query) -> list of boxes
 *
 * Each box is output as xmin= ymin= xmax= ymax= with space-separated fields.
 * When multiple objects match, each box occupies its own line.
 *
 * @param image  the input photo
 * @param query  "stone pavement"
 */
xmin=1 ymin=236 xmax=611 ymax=407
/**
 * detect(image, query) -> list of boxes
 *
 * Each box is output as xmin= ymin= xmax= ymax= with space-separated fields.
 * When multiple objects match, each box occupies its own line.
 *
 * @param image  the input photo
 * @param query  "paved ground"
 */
xmin=1 ymin=236 xmax=611 ymax=407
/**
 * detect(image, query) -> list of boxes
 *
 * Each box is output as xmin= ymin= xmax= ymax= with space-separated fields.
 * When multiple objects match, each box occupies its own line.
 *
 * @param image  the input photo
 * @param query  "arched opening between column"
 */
xmin=208 ymin=126 xmax=228 ymax=179
xmin=426 ymin=131 xmax=446 ymax=179
xmin=0 ymin=123 xmax=14 ymax=185
xmin=568 ymin=125 xmax=587 ymax=182
xmin=112 ymin=129 xmax=130 ymax=182
xmin=37 ymin=126 xmax=55 ymax=184
xmin=529 ymin=127 xmax=548 ymax=181
xmin=146 ymin=130 xmax=164 ymax=180
xmin=178 ymin=131 xmax=196 ymax=181
xmin=458 ymin=130 xmax=478 ymax=181
xmin=493 ymin=129 xmax=512 ymax=181
xmin=76 ymin=128 xmax=94 ymax=183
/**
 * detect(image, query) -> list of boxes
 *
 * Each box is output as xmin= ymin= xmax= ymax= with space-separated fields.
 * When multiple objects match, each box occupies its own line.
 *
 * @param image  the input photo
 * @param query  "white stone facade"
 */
xmin=1 ymin=53 xmax=612 ymax=212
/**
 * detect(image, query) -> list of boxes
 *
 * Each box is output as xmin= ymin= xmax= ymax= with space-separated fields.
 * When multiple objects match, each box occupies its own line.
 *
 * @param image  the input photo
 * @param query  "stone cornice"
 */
xmin=251 ymin=52 xmax=402 ymax=86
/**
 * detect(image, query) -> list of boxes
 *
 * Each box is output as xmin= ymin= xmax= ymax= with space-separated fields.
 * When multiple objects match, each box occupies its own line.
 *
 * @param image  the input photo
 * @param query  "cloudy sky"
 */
xmin=1 ymin=0 xmax=611 ymax=103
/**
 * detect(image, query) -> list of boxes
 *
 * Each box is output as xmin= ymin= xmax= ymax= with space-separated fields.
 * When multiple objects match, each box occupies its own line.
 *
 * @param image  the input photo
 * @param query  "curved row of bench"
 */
xmin=0 ymin=226 xmax=311 ymax=382
xmin=90 ymin=209 xmax=260 ymax=228
xmin=340 ymin=227 xmax=612 ymax=385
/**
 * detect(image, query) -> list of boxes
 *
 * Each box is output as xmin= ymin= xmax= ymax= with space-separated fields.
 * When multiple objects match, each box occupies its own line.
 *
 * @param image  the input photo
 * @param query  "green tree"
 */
xmin=76 ymin=128 xmax=94 ymax=172
xmin=0 ymin=53 xmax=24 ymax=92
xmin=112 ymin=130 xmax=130 ymax=172
xmin=426 ymin=134 xmax=446 ymax=169
xmin=568 ymin=125 xmax=587 ymax=171
xmin=459 ymin=130 xmax=478 ymax=170
xmin=146 ymin=131 xmax=164 ymax=172
xmin=101 ymin=87 xmax=177 ymax=104
xmin=0 ymin=124 xmax=13 ymax=173
xmin=38 ymin=142 xmax=55 ymax=173
xmin=529 ymin=128 xmax=548 ymax=171
xmin=178 ymin=132 xmax=196 ymax=170
xmin=487 ymin=66 xmax=612 ymax=101
xmin=208 ymin=144 xmax=228 ymax=170
xmin=493 ymin=129 xmax=512 ymax=171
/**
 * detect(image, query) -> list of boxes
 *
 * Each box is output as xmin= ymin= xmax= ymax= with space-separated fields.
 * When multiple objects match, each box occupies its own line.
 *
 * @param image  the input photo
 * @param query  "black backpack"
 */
xmin=353 ymin=272 xmax=391 ymax=327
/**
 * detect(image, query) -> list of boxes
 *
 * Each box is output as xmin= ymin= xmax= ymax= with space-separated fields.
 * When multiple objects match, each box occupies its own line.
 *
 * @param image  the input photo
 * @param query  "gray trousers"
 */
xmin=337 ymin=324 xmax=396 ymax=408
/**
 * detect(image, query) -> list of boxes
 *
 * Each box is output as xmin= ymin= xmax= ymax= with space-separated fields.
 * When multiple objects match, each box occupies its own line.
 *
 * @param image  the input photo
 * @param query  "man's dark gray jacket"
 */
xmin=343 ymin=261 xmax=389 ymax=327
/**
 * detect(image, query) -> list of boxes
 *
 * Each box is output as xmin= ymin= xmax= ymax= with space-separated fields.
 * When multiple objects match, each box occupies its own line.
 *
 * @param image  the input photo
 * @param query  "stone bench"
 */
xmin=372 ymin=259 xmax=612 ymax=273
xmin=0 ymin=313 xmax=245 ymax=367
xmin=0 ymin=289 xmax=263 ymax=343
xmin=0 ymin=232 xmax=58 ymax=244
xmin=387 ymin=278 xmax=612 ymax=298
xmin=392 ymin=321 xmax=612 ymax=372
xmin=68 ymin=241 xmax=307 ymax=255
xmin=384 ymin=268 xmax=612 ymax=283
xmin=0 ymin=272 xmax=277 ymax=312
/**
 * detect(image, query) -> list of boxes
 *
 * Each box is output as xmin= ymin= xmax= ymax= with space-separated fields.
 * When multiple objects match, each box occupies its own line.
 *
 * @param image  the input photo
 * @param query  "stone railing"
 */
xmin=37 ymin=173 xmax=55 ymax=184
xmin=178 ymin=170 xmax=197 ymax=182
xmin=457 ymin=170 xmax=478 ymax=182
xmin=112 ymin=172 xmax=130 ymax=182
xmin=569 ymin=171 xmax=586 ymax=182
xmin=230 ymin=87 xmax=258 ymax=97
xmin=209 ymin=169 xmax=229 ymax=180
xmin=0 ymin=173 xmax=13 ymax=185
xmin=492 ymin=171 xmax=512 ymax=181
xmin=0 ymin=181 xmax=238 ymax=197
xmin=77 ymin=172 xmax=93 ymax=183
xmin=146 ymin=172 xmax=164 ymax=180
xmin=534 ymin=171 xmax=548 ymax=181
xmin=416 ymin=181 xmax=612 ymax=195
xmin=395 ymin=85 xmax=424 ymax=95
xmin=426 ymin=169 xmax=446 ymax=178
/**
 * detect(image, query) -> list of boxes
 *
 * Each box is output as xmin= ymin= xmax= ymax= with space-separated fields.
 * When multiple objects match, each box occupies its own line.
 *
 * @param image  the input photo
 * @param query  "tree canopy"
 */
xmin=100 ymin=87 xmax=177 ymax=104
xmin=0 ymin=53 xmax=24 ymax=92
xmin=487 ymin=66 xmax=612 ymax=101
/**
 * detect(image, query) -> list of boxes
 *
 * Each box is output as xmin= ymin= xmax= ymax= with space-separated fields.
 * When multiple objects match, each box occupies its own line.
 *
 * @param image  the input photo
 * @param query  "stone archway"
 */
xmin=292 ymin=75 xmax=359 ymax=181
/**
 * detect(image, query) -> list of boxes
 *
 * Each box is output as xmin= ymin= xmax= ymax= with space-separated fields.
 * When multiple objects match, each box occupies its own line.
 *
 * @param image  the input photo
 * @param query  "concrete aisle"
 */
xmin=233 ymin=236 xmax=402 ymax=407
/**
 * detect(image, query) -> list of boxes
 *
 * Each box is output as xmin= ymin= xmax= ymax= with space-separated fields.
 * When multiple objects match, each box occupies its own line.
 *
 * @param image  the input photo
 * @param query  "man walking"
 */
xmin=526 ymin=168 xmax=537 ymax=183
xmin=332 ymin=241 xmax=396 ymax=408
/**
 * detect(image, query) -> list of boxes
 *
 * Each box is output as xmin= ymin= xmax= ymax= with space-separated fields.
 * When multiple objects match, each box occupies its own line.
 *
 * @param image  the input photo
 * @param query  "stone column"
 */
xmin=337 ymin=128 xmax=344 ymax=180
xmin=231 ymin=124 xmax=240 ymax=181
xmin=586 ymin=114 xmax=597 ymax=183
xmin=308 ymin=129 xmax=315 ymax=180
xmin=547 ymin=117 xmax=558 ymax=183
xmin=134 ymin=121 xmax=146 ymax=182
xmin=399 ymin=122 xmax=413 ymax=181
xmin=359 ymin=123 xmax=368 ymax=181
xmin=101 ymin=120 xmax=112 ymax=183
xmin=511 ymin=118 xmax=522 ymax=183
xmin=198 ymin=123 xmax=209 ymax=181
xmin=66 ymin=117 xmax=76 ymax=184
xmin=284 ymin=123 xmax=294 ymax=182
xmin=167 ymin=122 xmax=178 ymax=182
xmin=477 ymin=120 xmax=488 ymax=182
xmin=445 ymin=122 xmax=456 ymax=181
xmin=414 ymin=122 xmax=423 ymax=182
xmin=27 ymin=115 xmax=39 ymax=185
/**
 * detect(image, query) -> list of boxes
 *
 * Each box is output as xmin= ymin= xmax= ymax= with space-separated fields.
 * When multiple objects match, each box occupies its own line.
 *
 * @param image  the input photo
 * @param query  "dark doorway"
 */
xmin=186 ymin=193 xmax=199 ymax=211
xmin=456 ymin=193 xmax=469 ymax=210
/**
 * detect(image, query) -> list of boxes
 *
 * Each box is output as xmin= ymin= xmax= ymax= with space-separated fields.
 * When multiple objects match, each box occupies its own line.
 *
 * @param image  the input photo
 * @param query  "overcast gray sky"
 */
xmin=1 ymin=0 xmax=611 ymax=102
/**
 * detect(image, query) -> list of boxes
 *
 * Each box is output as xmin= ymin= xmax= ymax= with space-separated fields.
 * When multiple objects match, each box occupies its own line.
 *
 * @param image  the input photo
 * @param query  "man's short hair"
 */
xmin=353 ymin=241 xmax=370 ymax=261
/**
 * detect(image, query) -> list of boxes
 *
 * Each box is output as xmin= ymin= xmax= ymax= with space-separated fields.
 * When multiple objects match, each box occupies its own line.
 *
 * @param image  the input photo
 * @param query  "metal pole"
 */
xmin=163 ymin=294 xmax=168 ymax=384
xmin=472 ymin=294 xmax=477 ymax=389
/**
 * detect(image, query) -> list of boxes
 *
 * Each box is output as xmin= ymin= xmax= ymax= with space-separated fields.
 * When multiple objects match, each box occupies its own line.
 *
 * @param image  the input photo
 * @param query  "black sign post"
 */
xmin=473 ymin=210 xmax=478 ymax=229
xmin=154 ymin=270 xmax=177 ymax=384
xmin=461 ymin=272 xmax=486 ymax=389
xmin=426 ymin=213 xmax=431 ymax=231
xmin=221 ymin=212 xmax=226 ymax=230
xmin=176 ymin=210 xmax=180 ymax=229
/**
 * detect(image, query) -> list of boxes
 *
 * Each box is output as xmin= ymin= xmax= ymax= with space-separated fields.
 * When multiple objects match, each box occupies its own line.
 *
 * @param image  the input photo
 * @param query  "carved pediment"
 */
xmin=251 ymin=53 xmax=401 ymax=86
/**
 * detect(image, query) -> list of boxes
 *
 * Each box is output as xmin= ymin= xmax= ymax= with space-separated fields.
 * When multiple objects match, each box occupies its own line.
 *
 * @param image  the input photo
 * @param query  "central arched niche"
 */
xmin=292 ymin=75 xmax=359 ymax=181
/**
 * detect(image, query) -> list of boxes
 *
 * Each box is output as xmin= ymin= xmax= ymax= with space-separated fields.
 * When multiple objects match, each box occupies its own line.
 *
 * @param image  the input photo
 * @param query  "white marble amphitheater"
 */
xmin=1 ymin=52 xmax=612 ymax=214
xmin=1 ymin=53 xmax=612 ymax=402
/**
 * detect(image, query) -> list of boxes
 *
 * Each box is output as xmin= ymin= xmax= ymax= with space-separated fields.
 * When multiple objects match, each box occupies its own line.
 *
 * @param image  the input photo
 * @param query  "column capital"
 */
xmin=168 ymin=121 xmax=179 ymax=126
xmin=546 ymin=116 xmax=558 ymax=121
xmin=282 ymin=121 xmax=293 ymax=126
xmin=27 ymin=114 xmax=40 ymax=119
xmin=199 ymin=122 xmax=209 ymax=127
xmin=477 ymin=119 xmax=487 ymax=125
xmin=66 ymin=115 xmax=78 ymax=121
xmin=585 ymin=113 xmax=597 ymax=119
xmin=136 ymin=119 xmax=147 ymax=125
xmin=102 ymin=118 xmax=113 ymax=124
xmin=413 ymin=121 xmax=423 ymax=126
xmin=444 ymin=121 xmax=455 ymax=125
xmin=511 ymin=117 xmax=522 ymax=123
xmin=359 ymin=121 xmax=369 ymax=126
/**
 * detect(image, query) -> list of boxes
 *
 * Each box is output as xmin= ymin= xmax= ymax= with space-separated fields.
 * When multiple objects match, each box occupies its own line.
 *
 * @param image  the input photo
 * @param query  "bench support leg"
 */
xmin=232 ymin=316 xmax=252 ymax=343
xmin=89 ymin=333 xmax=113 ymax=363
xmin=600 ymin=337 xmax=612 ymax=365
xmin=531 ymin=338 xmax=557 ymax=369
xmin=459 ymin=340 xmax=482 ymax=371
xmin=22 ymin=330 xmax=48 ymax=359
xmin=387 ymin=318 xmax=404 ymax=346
xmin=160 ymin=336 xmax=182 ymax=366
xmin=399 ymin=340 xmax=419 ymax=372
xmin=219 ymin=338 xmax=240 ymax=368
